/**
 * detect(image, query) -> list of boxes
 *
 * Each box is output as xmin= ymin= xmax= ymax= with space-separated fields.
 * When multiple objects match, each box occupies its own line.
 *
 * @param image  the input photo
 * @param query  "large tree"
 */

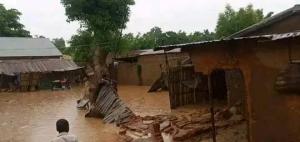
xmin=189 ymin=30 xmax=216 ymax=42
xmin=61 ymin=0 xmax=134 ymax=77
xmin=0 ymin=4 xmax=30 ymax=37
xmin=120 ymin=27 xmax=215 ymax=51
xmin=65 ymin=30 xmax=94 ymax=63
xmin=215 ymin=4 xmax=272 ymax=38
xmin=52 ymin=38 xmax=66 ymax=52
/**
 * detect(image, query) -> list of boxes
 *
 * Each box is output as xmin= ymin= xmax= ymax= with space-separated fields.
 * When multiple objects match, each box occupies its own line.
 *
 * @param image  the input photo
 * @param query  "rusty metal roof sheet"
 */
xmin=270 ymin=32 xmax=300 ymax=40
xmin=0 ymin=59 xmax=81 ymax=76
xmin=156 ymin=31 xmax=300 ymax=51
xmin=139 ymin=48 xmax=181 ymax=56
xmin=113 ymin=48 xmax=182 ymax=62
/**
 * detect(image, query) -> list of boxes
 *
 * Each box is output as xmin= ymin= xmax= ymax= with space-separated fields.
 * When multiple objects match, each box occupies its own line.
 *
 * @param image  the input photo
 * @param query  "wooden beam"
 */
xmin=208 ymin=73 xmax=217 ymax=142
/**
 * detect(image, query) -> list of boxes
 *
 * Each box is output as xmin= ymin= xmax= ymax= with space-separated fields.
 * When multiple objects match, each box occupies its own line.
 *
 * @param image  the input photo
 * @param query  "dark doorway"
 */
xmin=211 ymin=69 xmax=228 ymax=102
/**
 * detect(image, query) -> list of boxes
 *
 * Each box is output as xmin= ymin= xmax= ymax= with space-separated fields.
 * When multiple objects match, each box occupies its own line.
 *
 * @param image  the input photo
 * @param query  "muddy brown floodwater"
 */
xmin=118 ymin=85 xmax=172 ymax=116
xmin=0 ymin=85 xmax=175 ymax=142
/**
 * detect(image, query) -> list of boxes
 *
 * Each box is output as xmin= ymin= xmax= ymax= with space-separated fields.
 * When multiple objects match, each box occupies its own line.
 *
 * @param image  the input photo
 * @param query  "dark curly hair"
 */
xmin=56 ymin=119 xmax=69 ymax=133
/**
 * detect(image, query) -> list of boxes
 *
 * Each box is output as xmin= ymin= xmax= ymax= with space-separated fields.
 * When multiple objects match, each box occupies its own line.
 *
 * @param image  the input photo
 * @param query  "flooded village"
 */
xmin=1 ymin=1 xmax=300 ymax=142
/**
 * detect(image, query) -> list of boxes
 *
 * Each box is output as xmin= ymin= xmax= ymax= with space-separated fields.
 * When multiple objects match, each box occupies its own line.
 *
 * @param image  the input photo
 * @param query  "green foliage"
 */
xmin=64 ymin=3 xmax=273 ymax=62
xmin=61 ymin=0 xmax=134 ymax=43
xmin=52 ymin=38 xmax=66 ymax=53
xmin=215 ymin=4 xmax=269 ymax=38
xmin=34 ymin=35 xmax=46 ymax=38
xmin=65 ymin=27 xmax=214 ymax=62
xmin=61 ymin=0 xmax=135 ymax=69
xmin=112 ymin=33 xmax=135 ymax=55
xmin=189 ymin=30 xmax=216 ymax=42
xmin=119 ymin=27 xmax=216 ymax=52
xmin=64 ymin=30 xmax=94 ymax=63
xmin=0 ymin=4 xmax=31 ymax=37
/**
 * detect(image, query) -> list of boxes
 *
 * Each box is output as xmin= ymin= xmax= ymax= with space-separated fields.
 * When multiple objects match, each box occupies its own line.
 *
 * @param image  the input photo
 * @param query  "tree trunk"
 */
xmin=85 ymin=47 xmax=108 ymax=105
xmin=93 ymin=47 xmax=108 ymax=82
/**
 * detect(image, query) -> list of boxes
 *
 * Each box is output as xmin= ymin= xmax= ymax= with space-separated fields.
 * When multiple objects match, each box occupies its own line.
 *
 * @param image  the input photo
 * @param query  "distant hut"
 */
xmin=0 ymin=37 xmax=81 ymax=91
xmin=110 ymin=48 xmax=189 ymax=86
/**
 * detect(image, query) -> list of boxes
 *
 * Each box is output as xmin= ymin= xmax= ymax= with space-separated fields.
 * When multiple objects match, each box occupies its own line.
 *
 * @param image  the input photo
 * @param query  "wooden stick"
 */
xmin=208 ymin=73 xmax=217 ymax=142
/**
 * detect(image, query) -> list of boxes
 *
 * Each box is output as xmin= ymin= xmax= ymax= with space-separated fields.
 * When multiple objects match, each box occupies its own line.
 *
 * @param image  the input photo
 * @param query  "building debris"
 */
xmin=84 ymin=82 xmax=135 ymax=125
xmin=119 ymin=104 xmax=245 ymax=142
xmin=148 ymin=72 xmax=168 ymax=92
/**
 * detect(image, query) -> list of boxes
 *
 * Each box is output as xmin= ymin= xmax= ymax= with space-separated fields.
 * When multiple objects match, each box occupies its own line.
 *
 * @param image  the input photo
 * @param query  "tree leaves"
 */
xmin=64 ymin=3 xmax=273 ymax=63
xmin=52 ymin=38 xmax=66 ymax=53
xmin=0 ymin=4 xmax=31 ymax=37
xmin=61 ymin=0 xmax=134 ymax=41
xmin=215 ymin=4 xmax=267 ymax=38
xmin=117 ymin=27 xmax=216 ymax=53
xmin=64 ymin=30 xmax=94 ymax=62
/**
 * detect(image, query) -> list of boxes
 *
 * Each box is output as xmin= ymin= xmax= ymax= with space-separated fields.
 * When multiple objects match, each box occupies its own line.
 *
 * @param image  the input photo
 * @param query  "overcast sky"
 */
xmin=0 ymin=0 xmax=299 ymax=41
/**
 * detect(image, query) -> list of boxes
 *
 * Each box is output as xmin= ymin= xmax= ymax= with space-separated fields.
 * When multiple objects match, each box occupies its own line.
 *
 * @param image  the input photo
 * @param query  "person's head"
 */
xmin=56 ymin=119 xmax=69 ymax=133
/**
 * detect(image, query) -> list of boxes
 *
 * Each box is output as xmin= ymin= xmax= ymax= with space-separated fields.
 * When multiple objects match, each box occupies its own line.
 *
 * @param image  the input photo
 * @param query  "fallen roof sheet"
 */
xmin=156 ymin=32 xmax=300 ymax=51
xmin=0 ymin=37 xmax=62 ymax=58
xmin=0 ymin=59 xmax=82 ymax=76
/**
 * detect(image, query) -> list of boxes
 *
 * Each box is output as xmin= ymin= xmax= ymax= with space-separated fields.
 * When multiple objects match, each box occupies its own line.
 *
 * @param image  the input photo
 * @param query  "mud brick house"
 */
xmin=112 ymin=48 xmax=189 ymax=86
xmin=159 ymin=32 xmax=300 ymax=142
xmin=156 ymin=5 xmax=300 ymax=142
xmin=0 ymin=37 xmax=81 ymax=91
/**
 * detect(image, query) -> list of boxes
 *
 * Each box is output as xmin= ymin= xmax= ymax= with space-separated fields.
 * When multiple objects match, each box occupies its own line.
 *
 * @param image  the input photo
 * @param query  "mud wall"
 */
xmin=137 ymin=54 xmax=166 ymax=86
xmin=117 ymin=53 xmax=189 ymax=86
xmin=185 ymin=39 xmax=300 ymax=142
xmin=243 ymin=40 xmax=300 ymax=142
xmin=117 ymin=62 xmax=139 ymax=85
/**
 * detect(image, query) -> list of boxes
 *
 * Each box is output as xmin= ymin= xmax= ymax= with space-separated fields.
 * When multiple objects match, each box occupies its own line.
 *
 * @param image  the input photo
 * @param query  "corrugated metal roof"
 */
xmin=227 ymin=5 xmax=300 ymax=38
xmin=156 ymin=31 xmax=300 ymax=51
xmin=114 ymin=48 xmax=182 ymax=62
xmin=139 ymin=48 xmax=181 ymax=56
xmin=0 ymin=59 xmax=81 ymax=76
xmin=0 ymin=37 xmax=62 ymax=58
xmin=271 ymin=31 xmax=300 ymax=40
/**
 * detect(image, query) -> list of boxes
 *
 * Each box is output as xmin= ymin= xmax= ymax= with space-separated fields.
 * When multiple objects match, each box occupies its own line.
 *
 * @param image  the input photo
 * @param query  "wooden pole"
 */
xmin=208 ymin=73 xmax=217 ymax=142
xmin=164 ymin=50 xmax=172 ymax=107
xmin=179 ymin=65 xmax=183 ymax=106
xmin=164 ymin=50 xmax=170 ymax=72
xmin=193 ymin=75 xmax=197 ymax=104
xmin=288 ymin=39 xmax=292 ymax=63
